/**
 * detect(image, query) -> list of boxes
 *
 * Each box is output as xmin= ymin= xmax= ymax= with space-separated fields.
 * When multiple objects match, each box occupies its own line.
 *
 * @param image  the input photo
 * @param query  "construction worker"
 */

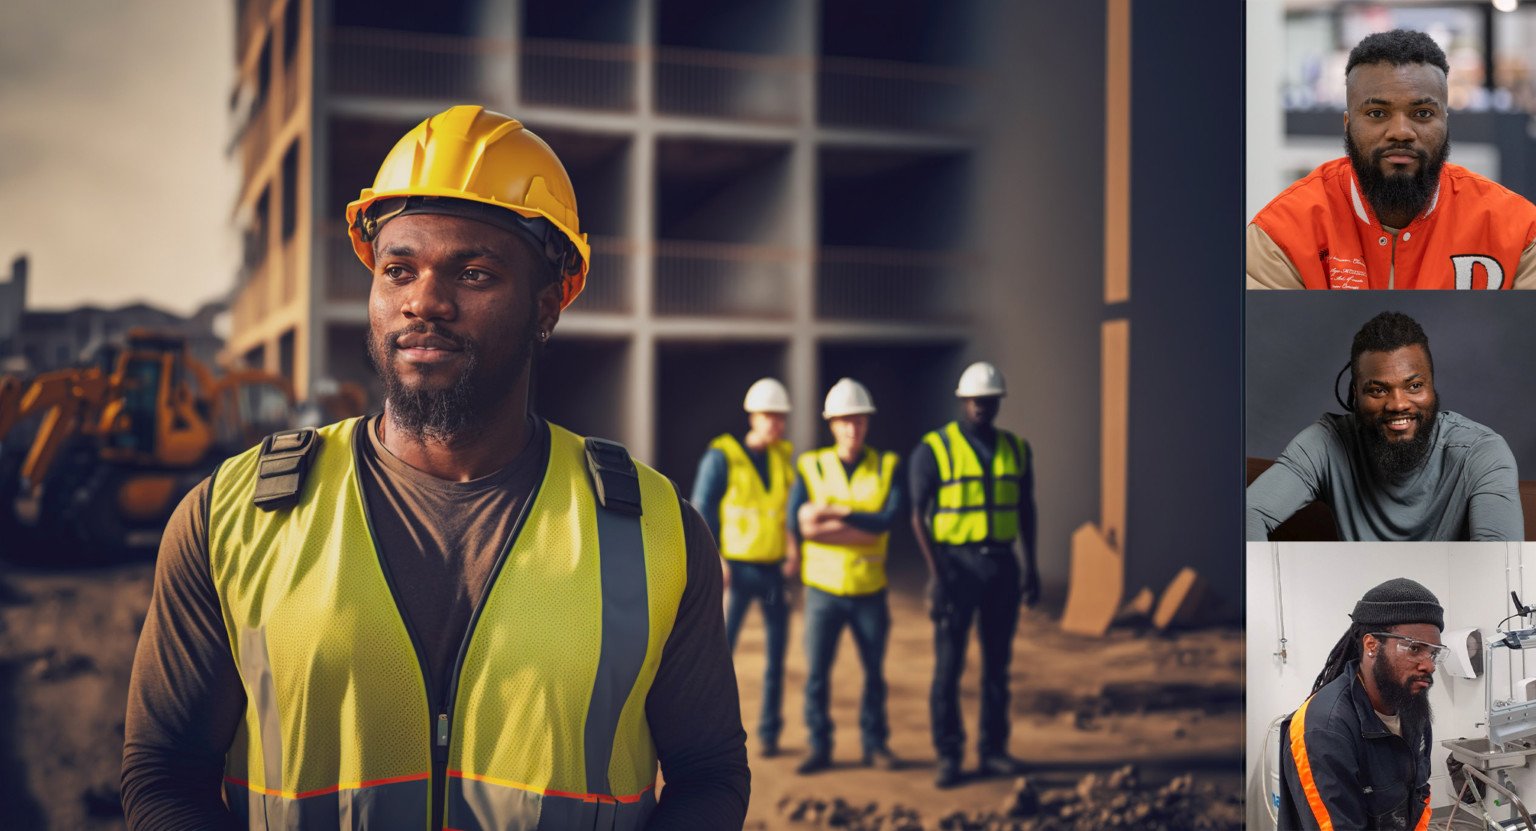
xmin=121 ymin=106 xmax=749 ymax=830
xmin=791 ymin=377 xmax=905 ymax=775
xmin=909 ymin=361 xmax=1037 ymax=788
xmin=690 ymin=377 xmax=798 ymax=757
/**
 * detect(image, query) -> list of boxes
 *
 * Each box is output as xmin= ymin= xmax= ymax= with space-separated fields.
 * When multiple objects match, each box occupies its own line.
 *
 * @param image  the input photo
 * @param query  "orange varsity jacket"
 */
xmin=1250 ymin=158 xmax=1536 ymax=289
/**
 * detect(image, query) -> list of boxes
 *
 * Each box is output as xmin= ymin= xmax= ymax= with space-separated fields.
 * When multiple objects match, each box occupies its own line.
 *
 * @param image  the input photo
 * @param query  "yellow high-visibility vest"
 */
xmin=207 ymin=417 xmax=686 ymax=830
xmin=921 ymin=421 xmax=1027 ymax=545
xmin=797 ymin=446 xmax=897 ymax=596
xmin=709 ymin=433 xmax=793 ymax=563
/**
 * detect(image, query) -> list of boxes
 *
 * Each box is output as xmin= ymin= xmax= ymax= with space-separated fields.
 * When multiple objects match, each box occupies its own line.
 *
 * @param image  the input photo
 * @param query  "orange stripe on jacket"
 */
xmin=1414 ymin=792 xmax=1431 ymax=831
xmin=1289 ymin=697 xmax=1334 ymax=831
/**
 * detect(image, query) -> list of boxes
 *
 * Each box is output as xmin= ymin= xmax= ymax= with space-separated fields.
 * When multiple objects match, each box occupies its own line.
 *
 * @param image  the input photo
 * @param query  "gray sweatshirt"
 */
xmin=1246 ymin=410 xmax=1523 ymax=541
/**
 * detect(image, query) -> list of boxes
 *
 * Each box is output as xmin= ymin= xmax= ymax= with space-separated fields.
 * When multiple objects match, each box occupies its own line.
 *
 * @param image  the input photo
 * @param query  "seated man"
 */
xmin=1279 ymin=578 xmax=1441 ymax=830
xmin=1247 ymin=311 xmax=1521 ymax=541
xmin=1248 ymin=29 xmax=1536 ymax=290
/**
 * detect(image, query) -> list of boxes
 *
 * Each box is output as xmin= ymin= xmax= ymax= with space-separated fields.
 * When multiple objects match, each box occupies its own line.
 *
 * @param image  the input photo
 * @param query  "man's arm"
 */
xmin=688 ymin=448 xmax=728 ymax=543
xmin=1465 ymin=434 xmax=1524 ymax=541
xmin=1246 ymin=223 xmax=1305 ymax=290
xmin=645 ymin=496 xmax=750 ymax=829
xmin=121 ymin=478 xmax=245 ymax=830
xmin=1246 ymin=422 xmax=1332 ymax=540
xmin=1014 ymin=439 xmax=1039 ymax=606
xmin=841 ymin=458 xmax=906 ymax=534
xmin=1281 ymin=725 xmax=1371 ymax=830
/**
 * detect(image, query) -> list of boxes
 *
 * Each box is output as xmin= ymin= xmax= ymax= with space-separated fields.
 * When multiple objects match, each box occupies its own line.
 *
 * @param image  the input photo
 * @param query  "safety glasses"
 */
xmin=1370 ymin=632 xmax=1449 ymax=667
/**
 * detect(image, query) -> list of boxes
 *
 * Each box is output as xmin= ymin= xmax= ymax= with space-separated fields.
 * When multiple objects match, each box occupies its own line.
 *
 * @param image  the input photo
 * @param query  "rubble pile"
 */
xmin=776 ymin=765 xmax=1242 ymax=831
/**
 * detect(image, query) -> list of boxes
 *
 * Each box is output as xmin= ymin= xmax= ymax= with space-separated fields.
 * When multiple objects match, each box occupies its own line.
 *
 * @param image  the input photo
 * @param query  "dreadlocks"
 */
xmin=1312 ymin=621 xmax=1373 ymax=694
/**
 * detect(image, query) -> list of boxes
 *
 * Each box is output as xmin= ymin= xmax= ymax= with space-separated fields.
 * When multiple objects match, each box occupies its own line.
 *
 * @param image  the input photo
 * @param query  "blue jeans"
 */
xmin=930 ymin=545 xmax=1021 ymax=759
xmin=803 ymin=586 xmax=890 ymax=754
xmin=724 ymin=560 xmax=789 ymax=743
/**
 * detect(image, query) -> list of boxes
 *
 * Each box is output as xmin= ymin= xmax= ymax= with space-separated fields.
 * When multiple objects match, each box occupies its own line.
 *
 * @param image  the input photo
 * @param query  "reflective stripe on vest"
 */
xmin=709 ymin=433 xmax=792 ymax=563
xmin=922 ymin=422 xmax=1025 ymax=545
xmin=797 ymin=446 xmax=897 ymax=596
xmin=208 ymin=418 xmax=686 ymax=830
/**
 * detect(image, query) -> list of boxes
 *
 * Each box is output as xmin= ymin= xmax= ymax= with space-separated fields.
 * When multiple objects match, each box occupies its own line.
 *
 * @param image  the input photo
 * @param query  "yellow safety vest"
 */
xmin=207 ymin=417 xmax=686 ymax=830
xmin=922 ymin=421 xmax=1027 ymax=545
xmin=709 ymin=433 xmax=793 ymax=563
xmin=797 ymin=446 xmax=897 ymax=596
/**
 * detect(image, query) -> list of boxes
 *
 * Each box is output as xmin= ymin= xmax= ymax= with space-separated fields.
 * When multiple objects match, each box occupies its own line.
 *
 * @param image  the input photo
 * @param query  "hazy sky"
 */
xmin=1 ymin=0 xmax=236 ymax=315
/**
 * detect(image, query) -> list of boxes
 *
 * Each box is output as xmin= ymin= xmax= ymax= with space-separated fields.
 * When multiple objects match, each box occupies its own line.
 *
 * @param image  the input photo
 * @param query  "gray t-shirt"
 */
xmin=1246 ymin=410 xmax=1523 ymax=541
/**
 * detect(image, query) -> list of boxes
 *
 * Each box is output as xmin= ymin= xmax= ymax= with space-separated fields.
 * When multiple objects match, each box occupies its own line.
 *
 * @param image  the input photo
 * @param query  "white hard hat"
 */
xmin=743 ymin=377 xmax=791 ymax=413
xmin=822 ymin=377 xmax=876 ymax=419
xmin=955 ymin=361 xmax=1006 ymax=398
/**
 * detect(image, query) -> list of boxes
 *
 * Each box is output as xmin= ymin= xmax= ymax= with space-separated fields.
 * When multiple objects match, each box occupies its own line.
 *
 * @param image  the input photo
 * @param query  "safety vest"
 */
xmin=797 ymin=446 xmax=897 ymax=596
xmin=709 ymin=433 xmax=793 ymax=563
xmin=1250 ymin=157 xmax=1536 ymax=289
xmin=922 ymin=422 xmax=1027 ymax=545
xmin=206 ymin=417 xmax=686 ymax=830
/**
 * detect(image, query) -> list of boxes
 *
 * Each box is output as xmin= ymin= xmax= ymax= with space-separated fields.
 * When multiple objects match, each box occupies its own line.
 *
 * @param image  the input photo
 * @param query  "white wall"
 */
xmin=1246 ymin=541 xmax=1536 ymax=824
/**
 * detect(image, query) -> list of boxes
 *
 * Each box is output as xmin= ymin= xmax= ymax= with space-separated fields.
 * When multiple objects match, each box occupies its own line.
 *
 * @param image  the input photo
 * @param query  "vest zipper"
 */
xmin=438 ymin=420 xmax=552 ymax=796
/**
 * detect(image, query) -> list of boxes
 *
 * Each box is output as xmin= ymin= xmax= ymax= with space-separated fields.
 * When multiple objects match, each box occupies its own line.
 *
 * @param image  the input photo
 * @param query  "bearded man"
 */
xmin=1278 ymin=578 xmax=1444 ymax=830
xmin=1246 ymin=311 xmax=1522 ymax=541
xmin=1247 ymin=28 xmax=1536 ymax=290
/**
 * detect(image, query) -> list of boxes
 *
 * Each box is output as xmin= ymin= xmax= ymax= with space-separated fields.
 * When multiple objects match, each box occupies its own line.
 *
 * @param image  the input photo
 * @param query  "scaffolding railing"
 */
xmin=521 ymin=38 xmax=637 ymax=112
xmin=239 ymin=94 xmax=274 ymax=174
xmin=237 ymin=0 xmax=272 ymax=63
xmin=654 ymin=46 xmax=804 ymax=124
xmin=280 ymin=237 xmax=299 ymax=309
xmin=282 ymin=55 xmax=302 ymax=121
xmin=575 ymin=236 xmax=632 ymax=314
xmin=654 ymin=240 xmax=796 ymax=318
xmin=325 ymin=231 xmax=370 ymax=302
xmin=328 ymin=27 xmax=506 ymax=102
xmin=818 ymin=56 xmax=981 ymax=133
xmin=816 ymin=246 xmax=972 ymax=321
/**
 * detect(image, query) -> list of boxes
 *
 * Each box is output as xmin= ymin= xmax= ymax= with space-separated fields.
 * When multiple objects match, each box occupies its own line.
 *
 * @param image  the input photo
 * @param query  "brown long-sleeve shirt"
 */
xmin=122 ymin=416 xmax=749 ymax=830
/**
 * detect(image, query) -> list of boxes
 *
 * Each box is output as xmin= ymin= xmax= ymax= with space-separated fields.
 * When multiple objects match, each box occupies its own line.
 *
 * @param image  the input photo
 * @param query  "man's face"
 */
xmin=1352 ymin=344 xmax=1439 ymax=480
xmin=749 ymin=412 xmax=787 ymax=443
xmin=1366 ymin=623 xmax=1439 ymax=738
xmin=365 ymin=212 xmax=561 ymax=441
xmin=1344 ymin=61 xmax=1450 ymax=223
xmin=828 ymin=415 xmax=869 ymax=457
xmin=961 ymin=396 xmax=1000 ymax=429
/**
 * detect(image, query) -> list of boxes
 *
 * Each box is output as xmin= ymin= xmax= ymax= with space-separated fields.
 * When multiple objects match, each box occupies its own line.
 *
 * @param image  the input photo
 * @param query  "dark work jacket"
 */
xmin=1278 ymin=662 xmax=1431 ymax=831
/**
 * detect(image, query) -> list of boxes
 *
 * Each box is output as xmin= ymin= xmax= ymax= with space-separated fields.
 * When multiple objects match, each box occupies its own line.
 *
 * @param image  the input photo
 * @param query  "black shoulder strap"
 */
xmin=253 ymin=428 xmax=320 ymax=512
xmin=585 ymin=437 xmax=643 ymax=517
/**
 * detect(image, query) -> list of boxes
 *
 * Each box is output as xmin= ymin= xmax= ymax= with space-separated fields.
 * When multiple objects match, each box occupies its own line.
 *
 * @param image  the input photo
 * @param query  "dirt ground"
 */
xmin=0 ymin=558 xmax=1242 ymax=830
xmin=728 ymin=580 xmax=1244 ymax=830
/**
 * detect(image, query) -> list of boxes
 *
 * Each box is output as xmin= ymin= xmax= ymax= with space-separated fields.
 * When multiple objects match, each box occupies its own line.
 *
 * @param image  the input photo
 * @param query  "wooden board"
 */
xmin=1061 ymin=522 xmax=1124 ymax=636
xmin=1153 ymin=567 xmax=1207 ymax=630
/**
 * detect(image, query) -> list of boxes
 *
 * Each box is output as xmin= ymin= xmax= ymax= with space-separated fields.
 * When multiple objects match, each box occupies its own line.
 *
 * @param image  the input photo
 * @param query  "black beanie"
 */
xmin=1350 ymin=578 xmax=1444 ymax=631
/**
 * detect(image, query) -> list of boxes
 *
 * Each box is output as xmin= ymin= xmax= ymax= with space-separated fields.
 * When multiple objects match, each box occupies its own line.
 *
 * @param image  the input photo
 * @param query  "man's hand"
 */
xmin=721 ymin=560 xmax=731 ymax=591
xmin=1020 ymin=561 xmax=1040 ymax=608
xmin=926 ymin=569 xmax=954 ymax=622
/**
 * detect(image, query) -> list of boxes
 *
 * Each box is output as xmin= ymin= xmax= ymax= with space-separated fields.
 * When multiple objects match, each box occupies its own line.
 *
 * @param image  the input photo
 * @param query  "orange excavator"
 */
xmin=0 ymin=329 xmax=295 ymax=559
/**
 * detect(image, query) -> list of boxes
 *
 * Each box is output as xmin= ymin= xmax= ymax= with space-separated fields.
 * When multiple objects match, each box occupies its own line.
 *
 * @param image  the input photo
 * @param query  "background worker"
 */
xmin=121 ymin=106 xmax=748 ymax=830
xmin=690 ymin=377 xmax=798 ymax=757
xmin=909 ymin=361 xmax=1037 ymax=789
xmin=789 ymin=377 xmax=905 ymax=775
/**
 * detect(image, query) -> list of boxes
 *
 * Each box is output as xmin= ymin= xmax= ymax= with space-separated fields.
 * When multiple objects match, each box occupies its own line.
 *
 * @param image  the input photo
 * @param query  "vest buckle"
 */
xmin=253 ymin=428 xmax=320 ymax=511
xmin=585 ymin=437 xmax=643 ymax=517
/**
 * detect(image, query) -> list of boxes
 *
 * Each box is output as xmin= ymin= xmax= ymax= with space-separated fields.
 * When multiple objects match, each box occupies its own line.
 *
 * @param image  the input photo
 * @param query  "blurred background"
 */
xmin=1248 ymin=0 xmax=1536 ymax=219
xmin=0 ymin=1 xmax=1244 ymax=828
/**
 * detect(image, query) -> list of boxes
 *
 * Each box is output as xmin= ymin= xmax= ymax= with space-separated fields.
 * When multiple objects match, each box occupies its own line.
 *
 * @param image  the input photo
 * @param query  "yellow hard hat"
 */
xmin=345 ymin=105 xmax=591 ymax=309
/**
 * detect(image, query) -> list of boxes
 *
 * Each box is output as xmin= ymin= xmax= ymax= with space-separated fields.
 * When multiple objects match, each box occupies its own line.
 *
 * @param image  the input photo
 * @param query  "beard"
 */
xmin=1354 ymin=395 xmax=1440 ymax=483
xmin=1371 ymin=650 xmax=1434 ymax=747
xmin=1345 ymin=129 xmax=1450 ymax=226
xmin=366 ymin=314 xmax=537 ymax=444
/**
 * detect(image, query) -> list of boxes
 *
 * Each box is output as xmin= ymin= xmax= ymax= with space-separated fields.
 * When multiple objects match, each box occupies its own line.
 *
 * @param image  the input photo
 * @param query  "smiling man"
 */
xmin=1247 ymin=29 xmax=1536 ymax=289
xmin=122 ymin=106 xmax=749 ymax=830
xmin=1246 ymin=311 xmax=1521 ymax=541
xmin=1278 ymin=578 xmax=1442 ymax=830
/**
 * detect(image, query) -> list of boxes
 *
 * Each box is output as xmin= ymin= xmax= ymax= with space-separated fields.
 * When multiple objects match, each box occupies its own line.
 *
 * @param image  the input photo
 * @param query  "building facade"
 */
xmin=226 ymin=0 xmax=984 ymax=483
